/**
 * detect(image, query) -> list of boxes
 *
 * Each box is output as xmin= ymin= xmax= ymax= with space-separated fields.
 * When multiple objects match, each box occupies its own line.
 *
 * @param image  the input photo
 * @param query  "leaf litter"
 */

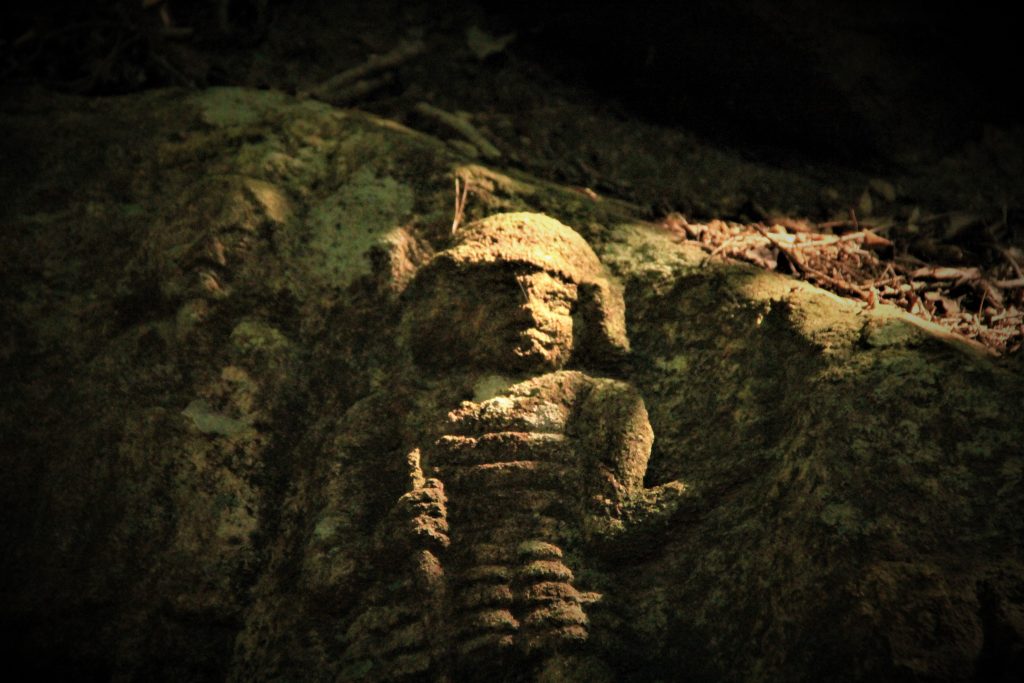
xmin=660 ymin=208 xmax=1024 ymax=355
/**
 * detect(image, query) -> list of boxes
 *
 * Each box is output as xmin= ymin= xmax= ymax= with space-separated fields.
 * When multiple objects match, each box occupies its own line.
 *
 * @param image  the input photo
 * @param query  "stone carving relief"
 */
xmin=331 ymin=213 xmax=684 ymax=681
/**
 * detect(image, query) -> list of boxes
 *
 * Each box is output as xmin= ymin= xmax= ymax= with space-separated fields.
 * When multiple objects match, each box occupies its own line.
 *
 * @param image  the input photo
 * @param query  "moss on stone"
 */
xmin=1 ymin=86 xmax=1021 ymax=682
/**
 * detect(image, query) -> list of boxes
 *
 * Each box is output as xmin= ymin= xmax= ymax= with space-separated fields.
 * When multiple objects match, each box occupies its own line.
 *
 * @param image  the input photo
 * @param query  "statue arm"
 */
xmin=575 ymin=378 xmax=689 ymax=542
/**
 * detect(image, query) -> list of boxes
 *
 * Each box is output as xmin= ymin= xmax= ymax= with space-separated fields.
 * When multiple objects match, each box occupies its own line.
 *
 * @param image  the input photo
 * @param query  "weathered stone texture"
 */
xmin=1 ymin=87 xmax=1021 ymax=681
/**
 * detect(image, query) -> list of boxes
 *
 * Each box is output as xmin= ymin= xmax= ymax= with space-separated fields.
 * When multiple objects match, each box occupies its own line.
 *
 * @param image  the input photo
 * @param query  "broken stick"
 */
xmin=302 ymin=38 xmax=425 ymax=103
xmin=414 ymin=102 xmax=502 ymax=160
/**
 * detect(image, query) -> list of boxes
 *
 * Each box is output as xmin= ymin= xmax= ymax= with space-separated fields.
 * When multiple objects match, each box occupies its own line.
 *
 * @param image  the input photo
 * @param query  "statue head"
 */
xmin=401 ymin=213 xmax=629 ymax=374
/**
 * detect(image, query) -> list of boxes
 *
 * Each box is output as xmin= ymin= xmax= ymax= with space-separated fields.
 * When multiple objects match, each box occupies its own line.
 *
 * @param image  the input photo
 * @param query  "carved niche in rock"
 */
xmin=336 ymin=213 xmax=684 ymax=681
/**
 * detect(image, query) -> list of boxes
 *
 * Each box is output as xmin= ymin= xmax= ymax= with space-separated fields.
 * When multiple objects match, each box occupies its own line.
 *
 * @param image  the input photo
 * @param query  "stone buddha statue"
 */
xmin=335 ymin=213 xmax=683 ymax=681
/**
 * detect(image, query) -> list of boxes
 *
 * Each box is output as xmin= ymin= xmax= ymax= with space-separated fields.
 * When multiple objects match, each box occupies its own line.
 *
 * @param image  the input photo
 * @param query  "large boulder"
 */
xmin=1 ymin=87 xmax=1021 ymax=681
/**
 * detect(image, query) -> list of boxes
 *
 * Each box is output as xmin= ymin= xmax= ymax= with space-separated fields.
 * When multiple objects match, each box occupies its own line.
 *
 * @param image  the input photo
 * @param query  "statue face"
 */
xmin=404 ymin=266 xmax=579 ymax=373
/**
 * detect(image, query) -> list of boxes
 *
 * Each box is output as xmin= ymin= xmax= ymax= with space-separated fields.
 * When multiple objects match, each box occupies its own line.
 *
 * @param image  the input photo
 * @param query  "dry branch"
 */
xmin=302 ymin=39 xmax=425 ymax=103
xmin=414 ymin=102 xmax=502 ymax=160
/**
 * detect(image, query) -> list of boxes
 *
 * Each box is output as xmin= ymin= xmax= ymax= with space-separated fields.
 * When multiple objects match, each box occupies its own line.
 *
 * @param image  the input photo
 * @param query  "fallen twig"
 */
xmin=148 ymin=49 xmax=197 ymax=88
xmin=909 ymin=266 xmax=983 ymax=281
xmin=700 ymin=234 xmax=748 ymax=266
xmin=302 ymin=38 xmax=425 ymax=102
xmin=998 ymin=247 xmax=1024 ymax=280
xmin=451 ymin=175 xmax=470 ymax=234
xmin=315 ymin=74 xmax=394 ymax=106
xmin=787 ymin=230 xmax=892 ymax=251
xmin=414 ymin=102 xmax=502 ymax=160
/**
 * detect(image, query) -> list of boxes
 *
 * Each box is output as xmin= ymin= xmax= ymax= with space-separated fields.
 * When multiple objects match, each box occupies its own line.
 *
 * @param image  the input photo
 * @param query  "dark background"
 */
xmin=2 ymin=0 xmax=1021 ymax=168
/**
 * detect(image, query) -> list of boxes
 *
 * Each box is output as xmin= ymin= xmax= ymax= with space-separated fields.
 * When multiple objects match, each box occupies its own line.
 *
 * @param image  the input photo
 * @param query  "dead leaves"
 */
xmin=662 ymin=210 xmax=1024 ymax=354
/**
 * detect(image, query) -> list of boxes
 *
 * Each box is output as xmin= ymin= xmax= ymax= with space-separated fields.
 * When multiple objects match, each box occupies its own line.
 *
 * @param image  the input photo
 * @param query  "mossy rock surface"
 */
xmin=1 ymin=87 xmax=1022 ymax=681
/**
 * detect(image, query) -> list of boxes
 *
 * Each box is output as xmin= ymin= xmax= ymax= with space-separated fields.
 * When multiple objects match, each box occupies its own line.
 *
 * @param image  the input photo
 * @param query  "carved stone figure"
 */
xmin=336 ymin=213 xmax=683 ymax=681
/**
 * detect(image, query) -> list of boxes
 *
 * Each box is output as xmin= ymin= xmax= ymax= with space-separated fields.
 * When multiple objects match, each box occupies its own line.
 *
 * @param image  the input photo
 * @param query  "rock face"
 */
xmin=1 ymin=87 xmax=1022 ymax=682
